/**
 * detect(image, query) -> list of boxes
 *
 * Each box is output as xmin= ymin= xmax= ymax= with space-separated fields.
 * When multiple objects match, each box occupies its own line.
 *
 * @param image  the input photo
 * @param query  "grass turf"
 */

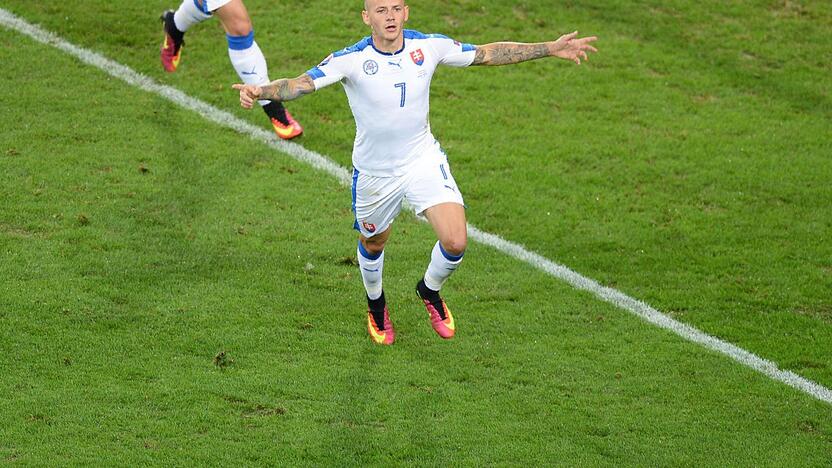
xmin=1 ymin=0 xmax=830 ymax=464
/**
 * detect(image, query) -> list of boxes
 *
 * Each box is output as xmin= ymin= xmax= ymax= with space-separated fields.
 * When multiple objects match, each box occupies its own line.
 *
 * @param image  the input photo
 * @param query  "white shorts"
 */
xmin=352 ymin=141 xmax=465 ymax=238
xmin=195 ymin=0 xmax=232 ymax=14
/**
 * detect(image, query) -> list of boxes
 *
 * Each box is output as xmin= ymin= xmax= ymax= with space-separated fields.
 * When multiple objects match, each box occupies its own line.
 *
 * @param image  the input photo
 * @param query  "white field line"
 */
xmin=2 ymin=7 xmax=830 ymax=405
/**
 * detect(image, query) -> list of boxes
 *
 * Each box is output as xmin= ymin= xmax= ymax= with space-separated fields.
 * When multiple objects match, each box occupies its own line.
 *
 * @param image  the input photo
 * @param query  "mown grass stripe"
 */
xmin=3 ymin=7 xmax=829 ymax=405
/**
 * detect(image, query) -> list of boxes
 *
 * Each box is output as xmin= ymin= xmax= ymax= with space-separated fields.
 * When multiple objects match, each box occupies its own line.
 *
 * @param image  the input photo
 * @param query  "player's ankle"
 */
xmin=262 ymin=101 xmax=289 ymax=125
xmin=368 ymin=292 xmax=387 ymax=329
xmin=417 ymin=279 xmax=440 ymax=303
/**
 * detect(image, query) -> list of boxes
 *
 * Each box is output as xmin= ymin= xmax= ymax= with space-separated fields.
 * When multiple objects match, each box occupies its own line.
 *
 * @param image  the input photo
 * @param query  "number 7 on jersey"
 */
xmin=395 ymin=82 xmax=406 ymax=107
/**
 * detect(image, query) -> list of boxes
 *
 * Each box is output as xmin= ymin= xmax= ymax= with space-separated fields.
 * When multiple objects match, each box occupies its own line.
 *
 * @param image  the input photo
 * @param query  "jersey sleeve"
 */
xmin=305 ymin=52 xmax=351 ymax=89
xmin=431 ymin=36 xmax=477 ymax=67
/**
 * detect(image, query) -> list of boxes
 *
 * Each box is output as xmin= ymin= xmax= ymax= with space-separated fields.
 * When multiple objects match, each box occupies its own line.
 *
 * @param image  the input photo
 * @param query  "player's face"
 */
xmin=362 ymin=0 xmax=409 ymax=44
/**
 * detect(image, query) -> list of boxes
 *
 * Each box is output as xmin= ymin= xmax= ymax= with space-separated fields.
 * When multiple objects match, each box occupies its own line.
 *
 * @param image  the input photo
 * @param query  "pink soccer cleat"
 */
xmin=417 ymin=280 xmax=455 ymax=339
xmin=420 ymin=297 xmax=455 ymax=339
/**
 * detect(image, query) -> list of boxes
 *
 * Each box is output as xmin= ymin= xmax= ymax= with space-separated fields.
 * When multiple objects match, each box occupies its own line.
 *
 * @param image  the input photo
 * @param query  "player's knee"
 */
xmin=219 ymin=5 xmax=253 ymax=37
xmin=365 ymin=244 xmax=385 ymax=257
xmin=442 ymin=237 xmax=467 ymax=257
xmin=224 ymin=21 xmax=252 ymax=38
xmin=362 ymin=238 xmax=386 ymax=256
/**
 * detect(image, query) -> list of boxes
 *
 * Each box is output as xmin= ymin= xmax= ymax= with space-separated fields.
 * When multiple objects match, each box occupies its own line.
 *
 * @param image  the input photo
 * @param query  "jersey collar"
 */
xmin=368 ymin=36 xmax=406 ymax=56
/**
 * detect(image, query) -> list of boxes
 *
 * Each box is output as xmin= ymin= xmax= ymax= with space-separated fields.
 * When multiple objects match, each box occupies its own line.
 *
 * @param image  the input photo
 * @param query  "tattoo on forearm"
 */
xmin=472 ymin=48 xmax=487 ymax=65
xmin=471 ymin=42 xmax=550 ymax=66
xmin=261 ymin=74 xmax=315 ymax=102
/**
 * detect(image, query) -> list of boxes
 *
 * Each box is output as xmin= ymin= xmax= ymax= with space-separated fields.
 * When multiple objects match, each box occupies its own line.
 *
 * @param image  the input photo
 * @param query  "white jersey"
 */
xmin=306 ymin=30 xmax=476 ymax=177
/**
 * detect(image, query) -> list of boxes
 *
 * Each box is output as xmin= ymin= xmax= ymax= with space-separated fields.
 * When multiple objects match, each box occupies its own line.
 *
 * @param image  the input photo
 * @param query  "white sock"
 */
xmin=173 ymin=0 xmax=211 ymax=32
xmin=227 ymin=33 xmax=272 ymax=107
xmin=424 ymin=241 xmax=464 ymax=291
xmin=357 ymin=242 xmax=384 ymax=300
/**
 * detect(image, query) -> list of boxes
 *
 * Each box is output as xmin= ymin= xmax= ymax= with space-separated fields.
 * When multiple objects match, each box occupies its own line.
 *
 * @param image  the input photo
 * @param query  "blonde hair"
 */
xmin=364 ymin=0 xmax=407 ymax=11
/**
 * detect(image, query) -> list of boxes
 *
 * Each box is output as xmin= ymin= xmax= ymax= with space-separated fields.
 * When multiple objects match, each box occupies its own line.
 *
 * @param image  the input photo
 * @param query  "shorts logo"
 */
xmin=410 ymin=49 xmax=425 ymax=66
xmin=318 ymin=54 xmax=333 ymax=67
xmin=362 ymin=221 xmax=377 ymax=233
xmin=363 ymin=60 xmax=379 ymax=75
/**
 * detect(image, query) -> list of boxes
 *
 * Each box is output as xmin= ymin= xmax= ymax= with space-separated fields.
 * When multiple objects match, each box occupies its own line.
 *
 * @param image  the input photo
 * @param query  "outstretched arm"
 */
xmin=471 ymin=31 xmax=597 ymax=66
xmin=232 ymin=73 xmax=316 ymax=109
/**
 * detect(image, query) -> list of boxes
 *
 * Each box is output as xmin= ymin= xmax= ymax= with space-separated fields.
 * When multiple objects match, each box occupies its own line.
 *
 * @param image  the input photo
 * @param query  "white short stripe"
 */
xmin=2 ymin=7 xmax=829 ymax=405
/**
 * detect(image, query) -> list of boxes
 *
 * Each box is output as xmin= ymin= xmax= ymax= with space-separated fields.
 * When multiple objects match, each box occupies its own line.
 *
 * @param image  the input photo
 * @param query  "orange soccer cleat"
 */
xmin=270 ymin=110 xmax=304 ymax=140
xmin=367 ymin=305 xmax=395 ymax=345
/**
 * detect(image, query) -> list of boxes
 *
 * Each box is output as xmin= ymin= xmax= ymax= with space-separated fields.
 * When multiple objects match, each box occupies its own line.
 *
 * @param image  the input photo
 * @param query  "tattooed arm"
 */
xmin=259 ymin=74 xmax=316 ymax=102
xmin=471 ymin=31 xmax=598 ymax=66
xmin=232 ymin=73 xmax=316 ymax=108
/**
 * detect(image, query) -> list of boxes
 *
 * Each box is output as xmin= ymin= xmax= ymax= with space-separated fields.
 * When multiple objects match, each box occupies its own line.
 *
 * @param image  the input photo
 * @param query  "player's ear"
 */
xmin=403 ymin=4 xmax=409 ymax=22
xmin=362 ymin=9 xmax=370 ymax=26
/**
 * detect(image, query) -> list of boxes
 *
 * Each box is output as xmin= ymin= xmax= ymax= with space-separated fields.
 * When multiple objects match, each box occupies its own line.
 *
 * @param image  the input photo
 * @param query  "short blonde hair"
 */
xmin=364 ymin=0 xmax=407 ymax=11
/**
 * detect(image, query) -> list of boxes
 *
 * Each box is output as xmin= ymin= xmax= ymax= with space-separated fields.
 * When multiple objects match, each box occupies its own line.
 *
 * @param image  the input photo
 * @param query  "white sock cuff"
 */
xmin=437 ymin=241 xmax=465 ymax=263
xmin=226 ymin=31 xmax=256 ymax=52
xmin=357 ymin=241 xmax=383 ymax=262
xmin=357 ymin=243 xmax=384 ymax=299
xmin=424 ymin=241 xmax=464 ymax=291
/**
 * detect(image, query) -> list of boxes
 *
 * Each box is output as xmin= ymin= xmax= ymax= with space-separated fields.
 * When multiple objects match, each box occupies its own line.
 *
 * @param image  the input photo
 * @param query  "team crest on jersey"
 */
xmin=362 ymin=221 xmax=377 ymax=233
xmin=410 ymin=49 xmax=425 ymax=66
xmin=363 ymin=59 xmax=379 ymax=75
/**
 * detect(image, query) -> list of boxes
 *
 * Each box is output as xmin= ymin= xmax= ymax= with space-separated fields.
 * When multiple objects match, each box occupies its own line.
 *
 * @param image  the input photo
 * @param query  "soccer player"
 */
xmin=160 ymin=0 xmax=303 ymax=139
xmin=233 ymin=0 xmax=597 ymax=345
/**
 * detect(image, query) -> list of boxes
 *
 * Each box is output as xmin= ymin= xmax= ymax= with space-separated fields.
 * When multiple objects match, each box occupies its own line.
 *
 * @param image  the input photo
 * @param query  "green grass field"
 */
xmin=1 ymin=0 xmax=831 ymax=464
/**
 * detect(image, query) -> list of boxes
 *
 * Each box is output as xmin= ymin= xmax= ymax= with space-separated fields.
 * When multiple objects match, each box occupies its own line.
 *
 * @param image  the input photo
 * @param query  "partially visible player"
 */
xmin=233 ymin=0 xmax=597 ymax=345
xmin=160 ymin=0 xmax=303 ymax=139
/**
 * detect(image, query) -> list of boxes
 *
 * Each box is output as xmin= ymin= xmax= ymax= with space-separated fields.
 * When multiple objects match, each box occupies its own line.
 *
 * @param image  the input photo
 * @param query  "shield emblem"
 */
xmin=410 ymin=49 xmax=425 ymax=66
xmin=362 ymin=221 xmax=377 ymax=233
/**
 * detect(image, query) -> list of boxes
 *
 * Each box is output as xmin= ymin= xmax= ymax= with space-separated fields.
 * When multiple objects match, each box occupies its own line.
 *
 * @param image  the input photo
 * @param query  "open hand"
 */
xmin=551 ymin=31 xmax=598 ymax=65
